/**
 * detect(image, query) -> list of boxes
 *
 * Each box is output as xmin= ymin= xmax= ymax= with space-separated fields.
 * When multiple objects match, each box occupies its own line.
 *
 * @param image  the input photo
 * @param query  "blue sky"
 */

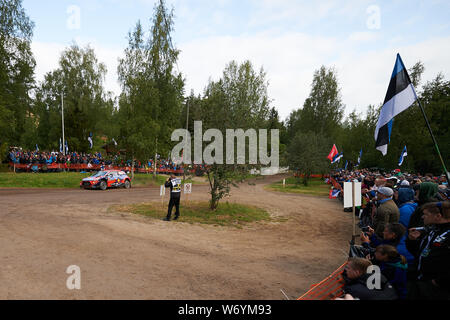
xmin=23 ymin=0 xmax=450 ymax=120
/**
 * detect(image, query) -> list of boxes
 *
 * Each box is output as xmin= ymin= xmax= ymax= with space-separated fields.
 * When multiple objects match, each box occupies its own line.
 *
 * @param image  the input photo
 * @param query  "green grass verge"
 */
xmin=0 ymin=172 xmax=92 ymax=188
xmin=109 ymin=201 xmax=276 ymax=228
xmin=265 ymin=176 xmax=330 ymax=197
xmin=0 ymin=172 xmax=208 ymax=189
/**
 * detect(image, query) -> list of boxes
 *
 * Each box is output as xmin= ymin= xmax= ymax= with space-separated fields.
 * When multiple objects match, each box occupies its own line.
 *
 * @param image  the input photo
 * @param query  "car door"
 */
xmin=107 ymin=173 xmax=115 ymax=187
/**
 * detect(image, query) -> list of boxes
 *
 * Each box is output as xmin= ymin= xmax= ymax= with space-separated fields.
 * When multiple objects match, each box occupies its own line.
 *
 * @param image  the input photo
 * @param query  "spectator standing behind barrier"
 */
xmin=371 ymin=245 xmax=408 ymax=299
xmin=341 ymin=257 xmax=398 ymax=300
xmin=408 ymin=182 xmax=439 ymax=228
xmin=406 ymin=202 xmax=450 ymax=300
xmin=163 ymin=174 xmax=182 ymax=221
xmin=373 ymin=187 xmax=400 ymax=238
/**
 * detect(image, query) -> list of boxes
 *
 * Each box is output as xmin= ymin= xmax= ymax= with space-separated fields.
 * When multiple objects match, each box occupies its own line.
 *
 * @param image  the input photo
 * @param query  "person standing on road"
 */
xmin=163 ymin=174 xmax=182 ymax=221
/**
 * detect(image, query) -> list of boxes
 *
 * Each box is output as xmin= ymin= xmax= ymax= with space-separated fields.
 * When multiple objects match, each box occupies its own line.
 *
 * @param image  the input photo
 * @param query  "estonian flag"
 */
xmin=375 ymin=54 xmax=418 ymax=155
xmin=398 ymin=146 xmax=407 ymax=166
xmin=331 ymin=152 xmax=343 ymax=164
xmin=357 ymin=149 xmax=362 ymax=166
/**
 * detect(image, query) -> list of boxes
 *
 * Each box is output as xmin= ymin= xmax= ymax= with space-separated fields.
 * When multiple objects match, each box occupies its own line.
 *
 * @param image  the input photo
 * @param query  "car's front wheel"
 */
xmin=124 ymin=180 xmax=131 ymax=189
xmin=99 ymin=180 xmax=107 ymax=191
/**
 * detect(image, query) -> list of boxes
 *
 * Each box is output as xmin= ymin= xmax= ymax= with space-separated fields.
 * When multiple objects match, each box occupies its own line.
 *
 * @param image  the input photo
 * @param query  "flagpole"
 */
xmin=416 ymin=98 xmax=450 ymax=181
xmin=62 ymin=91 xmax=65 ymax=157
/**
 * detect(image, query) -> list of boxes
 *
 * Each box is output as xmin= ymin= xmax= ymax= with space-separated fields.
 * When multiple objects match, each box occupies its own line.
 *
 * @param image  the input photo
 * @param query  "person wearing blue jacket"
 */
xmin=372 ymin=244 xmax=408 ymax=299
xmin=360 ymin=223 xmax=414 ymax=266
xmin=398 ymin=188 xmax=418 ymax=228
xmin=396 ymin=188 xmax=417 ymax=267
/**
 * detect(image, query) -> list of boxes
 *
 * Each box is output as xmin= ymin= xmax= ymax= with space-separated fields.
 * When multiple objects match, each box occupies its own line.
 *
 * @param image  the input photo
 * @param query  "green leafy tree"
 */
xmin=0 ymin=0 xmax=35 ymax=147
xmin=198 ymin=60 xmax=272 ymax=210
xmin=34 ymin=44 xmax=114 ymax=152
xmin=295 ymin=66 xmax=344 ymax=137
xmin=117 ymin=0 xmax=184 ymax=177
xmin=287 ymin=131 xmax=331 ymax=185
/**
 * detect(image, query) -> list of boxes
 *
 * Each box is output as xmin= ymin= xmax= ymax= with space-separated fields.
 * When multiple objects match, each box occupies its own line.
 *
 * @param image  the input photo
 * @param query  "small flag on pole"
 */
xmin=344 ymin=160 xmax=348 ymax=170
xmin=112 ymin=138 xmax=117 ymax=146
xmin=36 ymin=144 xmax=39 ymax=152
xmin=327 ymin=144 xmax=338 ymax=162
xmin=357 ymin=149 xmax=362 ymax=166
xmin=398 ymin=146 xmax=408 ymax=166
xmin=59 ymin=138 xmax=63 ymax=153
xmin=329 ymin=189 xmax=340 ymax=199
xmin=375 ymin=54 xmax=418 ymax=155
xmin=88 ymin=133 xmax=93 ymax=149
xmin=65 ymin=140 xmax=69 ymax=154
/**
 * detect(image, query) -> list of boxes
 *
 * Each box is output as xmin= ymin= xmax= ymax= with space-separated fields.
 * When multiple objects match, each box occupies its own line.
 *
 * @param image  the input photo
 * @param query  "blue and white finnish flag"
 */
xmin=375 ymin=54 xmax=418 ymax=156
xmin=88 ymin=133 xmax=93 ymax=149
xmin=331 ymin=152 xmax=343 ymax=164
xmin=398 ymin=146 xmax=407 ymax=166
xmin=357 ymin=149 xmax=362 ymax=166
xmin=344 ymin=160 xmax=348 ymax=170
xmin=36 ymin=144 xmax=39 ymax=152
xmin=65 ymin=140 xmax=69 ymax=154
xmin=59 ymin=138 xmax=63 ymax=153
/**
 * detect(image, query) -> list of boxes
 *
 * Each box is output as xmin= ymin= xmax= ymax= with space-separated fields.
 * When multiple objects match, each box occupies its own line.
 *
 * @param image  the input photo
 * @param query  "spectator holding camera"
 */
xmin=406 ymin=201 xmax=450 ymax=299
xmin=361 ymin=223 xmax=404 ymax=248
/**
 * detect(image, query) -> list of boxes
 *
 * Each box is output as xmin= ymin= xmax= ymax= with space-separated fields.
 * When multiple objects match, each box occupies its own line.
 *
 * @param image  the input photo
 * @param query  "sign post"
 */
xmin=344 ymin=181 xmax=361 ymax=242
xmin=160 ymin=185 xmax=165 ymax=209
xmin=184 ymin=183 xmax=192 ymax=204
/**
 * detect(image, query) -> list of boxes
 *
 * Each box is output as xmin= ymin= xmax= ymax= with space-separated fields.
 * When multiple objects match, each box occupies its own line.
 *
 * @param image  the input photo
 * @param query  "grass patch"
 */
xmin=130 ymin=174 xmax=208 ymax=187
xmin=265 ymin=176 xmax=329 ymax=197
xmin=109 ymin=201 xmax=273 ymax=228
xmin=0 ymin=172 xmax=92 ymax=188
xmin=0 ymin=172 xmax=208 ymax=189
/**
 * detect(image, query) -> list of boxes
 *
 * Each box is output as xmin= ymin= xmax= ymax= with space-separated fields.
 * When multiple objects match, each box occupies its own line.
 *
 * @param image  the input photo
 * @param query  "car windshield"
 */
xmin=91 ymin=171 xmax=107 ymax=177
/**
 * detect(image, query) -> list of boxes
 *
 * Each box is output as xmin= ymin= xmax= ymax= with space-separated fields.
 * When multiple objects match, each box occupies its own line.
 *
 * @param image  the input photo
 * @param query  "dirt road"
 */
xmin=0 ymin=175 xmax=352 ymax=299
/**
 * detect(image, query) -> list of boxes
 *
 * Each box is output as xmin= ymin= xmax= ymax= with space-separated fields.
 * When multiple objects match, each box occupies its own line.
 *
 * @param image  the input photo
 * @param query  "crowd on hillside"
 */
xmin=329 ymin=169 xmax=449 ymax=300
xmin=7 ymin=148 xmax=183 ymax=172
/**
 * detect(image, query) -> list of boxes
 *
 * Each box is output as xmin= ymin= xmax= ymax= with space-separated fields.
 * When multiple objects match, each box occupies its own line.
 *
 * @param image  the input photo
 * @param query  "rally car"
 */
xmin=80 ymin=170 xmax=131 ymax=190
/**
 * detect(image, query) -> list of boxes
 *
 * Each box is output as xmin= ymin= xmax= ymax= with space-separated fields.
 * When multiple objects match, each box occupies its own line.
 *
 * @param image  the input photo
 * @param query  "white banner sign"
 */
xmin=343 ymin=182 xmax=361 ymax=208
xmin=184 ymin=183 xmax=192 ymax=194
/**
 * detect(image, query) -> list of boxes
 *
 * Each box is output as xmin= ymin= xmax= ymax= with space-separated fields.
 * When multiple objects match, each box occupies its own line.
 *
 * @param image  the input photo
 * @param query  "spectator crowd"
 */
xmin=329 ymin=169 xmax=449 ymax=300
xmin=7 ymin=148 xmax=182 ymax=173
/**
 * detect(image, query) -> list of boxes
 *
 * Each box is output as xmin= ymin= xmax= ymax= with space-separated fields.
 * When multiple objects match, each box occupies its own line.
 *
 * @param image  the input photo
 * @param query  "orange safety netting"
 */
xmin=297 ymin=262 xmax=347 ymax=300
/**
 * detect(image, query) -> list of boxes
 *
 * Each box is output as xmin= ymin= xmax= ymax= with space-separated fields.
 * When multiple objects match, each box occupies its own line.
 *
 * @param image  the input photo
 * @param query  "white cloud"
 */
xmin=32 ymin=34 xmax=450 ymax=122
xmin=32 ymin=39 xmax=123 ymax=97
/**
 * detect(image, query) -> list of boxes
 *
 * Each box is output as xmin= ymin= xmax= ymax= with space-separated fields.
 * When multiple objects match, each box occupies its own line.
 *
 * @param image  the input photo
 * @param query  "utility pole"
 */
xmin=62 ymin=92 xmax=65 ymax=156
xmin=183 ymin=99 xmax=189 ymax=181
